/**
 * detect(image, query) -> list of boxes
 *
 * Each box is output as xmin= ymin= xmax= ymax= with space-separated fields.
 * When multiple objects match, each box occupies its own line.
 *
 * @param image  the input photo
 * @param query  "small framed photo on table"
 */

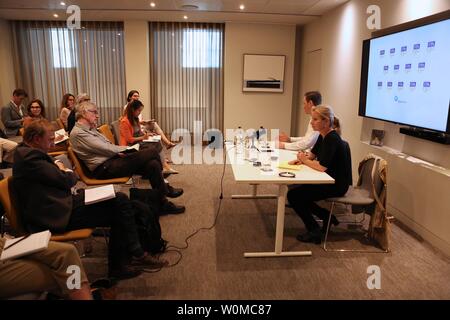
xmin=370 ymin=129 xmax=385 ymax=146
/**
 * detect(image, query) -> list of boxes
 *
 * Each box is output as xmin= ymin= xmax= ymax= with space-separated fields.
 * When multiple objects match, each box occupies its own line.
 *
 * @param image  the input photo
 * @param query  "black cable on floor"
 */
xmin=166 ymin=142 xmax=232 ymax=253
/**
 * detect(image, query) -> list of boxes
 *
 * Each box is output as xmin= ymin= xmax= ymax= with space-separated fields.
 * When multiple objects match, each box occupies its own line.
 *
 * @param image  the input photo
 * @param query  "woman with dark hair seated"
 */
xmin=23 ymin=99 xmax=67 ymax=152
xmin=124 ymin=90 xmax=176 ymax=149
xmin=59 ymin=93 xmax=76 ymax=130
xmin=23 ymin=99 xmax=46 ymax=128
xmin=287 ymin=105 xmax=351 ymax=244
xmin=120 ymin=99 xmax=178 ymax=175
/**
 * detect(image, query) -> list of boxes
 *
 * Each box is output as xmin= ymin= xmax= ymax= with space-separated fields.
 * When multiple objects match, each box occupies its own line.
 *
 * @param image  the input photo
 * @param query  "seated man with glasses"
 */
xmin=70 ymin=101 xmax=185 ymax=215
xmin=12 ymin=119 xmax=168 ymax=280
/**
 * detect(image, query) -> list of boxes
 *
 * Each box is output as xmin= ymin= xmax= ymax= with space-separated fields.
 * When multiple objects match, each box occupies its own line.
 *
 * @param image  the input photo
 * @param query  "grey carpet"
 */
xmin=79 ymin=162 xmax=450 ymax=300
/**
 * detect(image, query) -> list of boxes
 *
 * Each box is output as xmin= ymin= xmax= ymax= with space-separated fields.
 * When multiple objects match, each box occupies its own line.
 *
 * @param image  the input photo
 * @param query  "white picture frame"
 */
xmin=242 ymin=54 xmax=285 ymax=93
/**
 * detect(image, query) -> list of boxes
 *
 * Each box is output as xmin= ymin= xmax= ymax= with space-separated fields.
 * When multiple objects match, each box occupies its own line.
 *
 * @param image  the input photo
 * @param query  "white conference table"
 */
xmin=226 ymin=143 xmax=334 ymax=258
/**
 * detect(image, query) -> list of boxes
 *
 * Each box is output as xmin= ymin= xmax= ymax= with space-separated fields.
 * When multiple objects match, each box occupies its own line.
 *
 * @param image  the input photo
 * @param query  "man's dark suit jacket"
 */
xmin=12 ymin=143 xmax=78 ymax=233
xmin=1 ymin=102 xmax=26 ymax=137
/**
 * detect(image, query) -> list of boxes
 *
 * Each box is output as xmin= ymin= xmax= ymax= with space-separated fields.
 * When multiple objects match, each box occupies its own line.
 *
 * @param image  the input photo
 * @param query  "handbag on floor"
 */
xmin=129 ymin=197 xmax=166 ymax=254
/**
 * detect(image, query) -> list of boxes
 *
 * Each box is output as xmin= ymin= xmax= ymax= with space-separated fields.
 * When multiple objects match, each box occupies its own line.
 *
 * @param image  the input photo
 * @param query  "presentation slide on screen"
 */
xmin=365 ymin=19 xmax=450 ymax=131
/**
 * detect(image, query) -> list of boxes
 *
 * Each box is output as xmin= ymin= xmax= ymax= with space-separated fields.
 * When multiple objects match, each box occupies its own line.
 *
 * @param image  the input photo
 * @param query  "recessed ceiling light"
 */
xmin=60 ymin=2 xmax=66 ymax=6
xmin=53 ymin=13 xmax=59 ymax=18
xmin=150 ymin=2 xmax=156 ymax=7
xmin=239 ymin=4 xmax=245 ymax=10
xmin=183 ymin=15 xmax=188 ymax=20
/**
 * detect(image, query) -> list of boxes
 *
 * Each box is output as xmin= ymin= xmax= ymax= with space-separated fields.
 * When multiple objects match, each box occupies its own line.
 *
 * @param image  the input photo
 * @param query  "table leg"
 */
xmin=232 ymin=184 xmax=277 ymax=199
xmin=244 ymin=184 xmax=312 ymax=258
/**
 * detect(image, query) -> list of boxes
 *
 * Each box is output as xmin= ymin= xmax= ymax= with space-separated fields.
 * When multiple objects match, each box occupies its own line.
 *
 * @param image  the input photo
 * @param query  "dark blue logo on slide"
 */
xmin=387 ymin=82 xmax=393 ymax=87
xmin=384 ymin=65 xmax=389 ymax=71
xmin=428 ymin=41 xmax=435 ymax=48
xmin=410 ymin=82 xmax=417 ymax=88
xmin=394 ymin=96 xmax=407 ymax=103
xmin=398 ymin=82 xmax=404 ymax=87
xmin=414 ymin=44 xmax=421 ymax=50
xmin=394 ymin=65 xmax=400 ymax=70
xmin=390 ymin=48 xmax=395 ymax=54
xmin=424 ymin=82 xmax=431 ymax=88
xmin=378 ymin=82 xmax=383 ymax=87
xmin=419 ymin=62 xmax=426 ymax=69
xmin=380 ymin=50 xmax=385 ymax=55
xmin=405 ymin=64 xmax=412 ymax=70
xmin=401 ymin=46 xmax=407 ymax=52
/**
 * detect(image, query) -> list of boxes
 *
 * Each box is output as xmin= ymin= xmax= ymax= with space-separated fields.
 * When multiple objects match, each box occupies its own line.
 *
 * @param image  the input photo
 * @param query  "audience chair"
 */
xmin=67 ymin=146 xmax=130 ymax=186
xmin=55 ymin=118 xmax=65 ymax=130
xmin=0 ymin=176 xmax=94 ymax=242
xmin=110 ymin=120 xmax=121 ymax=145
xmin=98 ymin=124 xmax=116 ymax=145
xmin=322 ymin=153 xmax=391 ymax=253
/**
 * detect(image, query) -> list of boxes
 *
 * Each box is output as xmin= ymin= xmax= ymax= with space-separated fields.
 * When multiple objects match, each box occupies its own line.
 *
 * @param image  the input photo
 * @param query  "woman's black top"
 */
xmin=311 ymin=130 xmax=351 ymax=193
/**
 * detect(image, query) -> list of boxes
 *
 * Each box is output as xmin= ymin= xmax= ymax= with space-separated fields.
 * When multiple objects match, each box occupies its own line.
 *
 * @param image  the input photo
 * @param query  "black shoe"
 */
xmin=167 ymin=184 xmax=183 ymax=198
xmin=296 ymin=230 xmax=322 ymax=244
xmin=160 ymin=201 xmax=185 ymax=215
xmin=321 ymin=215 xmax=340 ymax=233
xmin=108 ymin=265 xmax=142 ymax=280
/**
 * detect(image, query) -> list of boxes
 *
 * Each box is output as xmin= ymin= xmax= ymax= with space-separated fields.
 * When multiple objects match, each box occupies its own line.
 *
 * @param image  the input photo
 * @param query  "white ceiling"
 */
xmin=0 ymin=0 xmax=348 ymax=24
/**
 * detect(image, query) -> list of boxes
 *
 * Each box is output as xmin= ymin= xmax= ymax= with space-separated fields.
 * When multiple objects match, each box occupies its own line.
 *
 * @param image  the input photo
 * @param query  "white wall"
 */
xmin=299 ymin=0 xmax=450 ymax=255
xmin=0 ymin=19 xmax=16 ymax=104
xmin=224 ymin=22 xmax=296 ymax=135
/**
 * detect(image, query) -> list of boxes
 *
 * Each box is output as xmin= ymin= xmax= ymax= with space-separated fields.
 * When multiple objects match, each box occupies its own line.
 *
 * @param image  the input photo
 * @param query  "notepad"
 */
xmin=54 ymin=129 xmax=69 ymax=144
xmin=277 ymin=161 xmax=304 ymax=171
xmin=123 ymin=143 xmax=140 ymax=153
xmin=84 ymin=184 xmax=116 ymax=205
xmin=142 ymin=135 xmax=161 ymax=143
xmin=1 ymin=230 xmax=51 ymax=261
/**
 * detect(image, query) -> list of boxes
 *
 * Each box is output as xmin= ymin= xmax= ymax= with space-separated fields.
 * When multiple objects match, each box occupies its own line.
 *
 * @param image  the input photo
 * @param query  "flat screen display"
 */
xmin=359 ymin=16 xmax=450 ymax=133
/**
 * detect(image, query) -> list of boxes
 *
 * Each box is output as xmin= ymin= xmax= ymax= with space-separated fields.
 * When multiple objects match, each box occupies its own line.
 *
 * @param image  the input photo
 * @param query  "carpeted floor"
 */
xmin=79 ymin=162 xmax=450 ymax=300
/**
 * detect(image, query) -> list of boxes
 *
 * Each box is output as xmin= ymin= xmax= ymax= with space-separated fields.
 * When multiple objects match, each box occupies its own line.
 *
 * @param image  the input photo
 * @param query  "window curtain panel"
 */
xmin=11 ymin=21 xmax=125 ymax=125
xmin=149 ymin=22 xmax=224 ymax=135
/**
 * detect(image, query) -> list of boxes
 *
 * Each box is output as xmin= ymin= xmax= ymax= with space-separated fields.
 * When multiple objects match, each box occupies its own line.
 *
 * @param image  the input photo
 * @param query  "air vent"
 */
xmin=181 ymin=4 xmax=199 ymax=10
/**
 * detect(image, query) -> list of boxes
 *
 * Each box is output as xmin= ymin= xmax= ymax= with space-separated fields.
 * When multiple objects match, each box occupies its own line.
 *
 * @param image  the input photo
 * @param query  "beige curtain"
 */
xmin=11 ymin=21 xmax=125 ymax=125
xmin=149 ymin=22 xmax=224 ymax=134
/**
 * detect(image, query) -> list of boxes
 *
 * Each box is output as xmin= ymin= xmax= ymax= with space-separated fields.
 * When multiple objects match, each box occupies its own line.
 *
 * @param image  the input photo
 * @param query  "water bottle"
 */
xmin=236 ymin=126 xmax=244 ymax=154
xmin=259 ymin=126 xmax=268 ymax=148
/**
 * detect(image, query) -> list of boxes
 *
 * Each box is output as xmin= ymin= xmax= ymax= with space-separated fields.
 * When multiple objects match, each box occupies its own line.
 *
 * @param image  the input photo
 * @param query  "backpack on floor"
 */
xmin=130 ymin=199 xmax=166 ymax=254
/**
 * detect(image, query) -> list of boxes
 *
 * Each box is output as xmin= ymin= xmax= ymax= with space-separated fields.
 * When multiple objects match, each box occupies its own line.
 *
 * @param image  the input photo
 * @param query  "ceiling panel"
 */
xmin=0 ymin=0 xmax=348 ymax=23
xmin=303 ymin=0 xmax=348 ymax=15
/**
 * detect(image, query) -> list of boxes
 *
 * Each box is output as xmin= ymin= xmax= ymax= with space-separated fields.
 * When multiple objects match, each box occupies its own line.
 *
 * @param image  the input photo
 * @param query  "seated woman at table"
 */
xmin=287 ymin=105 xmax=351 ymax=244
xmin=120 ymin=100 xmax=178 ymax=175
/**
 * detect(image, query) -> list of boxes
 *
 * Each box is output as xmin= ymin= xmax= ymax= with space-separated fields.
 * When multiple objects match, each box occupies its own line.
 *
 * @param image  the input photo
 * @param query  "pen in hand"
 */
xmin=3 ymin=234 xmax=31 ymax=251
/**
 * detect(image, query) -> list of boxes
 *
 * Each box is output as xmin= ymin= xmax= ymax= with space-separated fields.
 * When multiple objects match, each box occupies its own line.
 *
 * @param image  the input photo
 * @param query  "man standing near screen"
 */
xmin=277 ymin=91 xmax=321 ymax=151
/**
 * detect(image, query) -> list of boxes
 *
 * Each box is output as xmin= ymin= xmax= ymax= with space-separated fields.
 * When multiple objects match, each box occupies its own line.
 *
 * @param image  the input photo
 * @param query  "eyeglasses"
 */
xmin=30 ymin=106 xmax=41 ymax=109
xmin=86 ymin=109 xmax=99 ymax=115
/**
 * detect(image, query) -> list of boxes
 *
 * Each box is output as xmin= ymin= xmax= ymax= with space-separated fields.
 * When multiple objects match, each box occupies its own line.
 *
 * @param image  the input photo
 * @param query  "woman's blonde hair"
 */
xmin=312 ymin=105 xmax=341 ymax=135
